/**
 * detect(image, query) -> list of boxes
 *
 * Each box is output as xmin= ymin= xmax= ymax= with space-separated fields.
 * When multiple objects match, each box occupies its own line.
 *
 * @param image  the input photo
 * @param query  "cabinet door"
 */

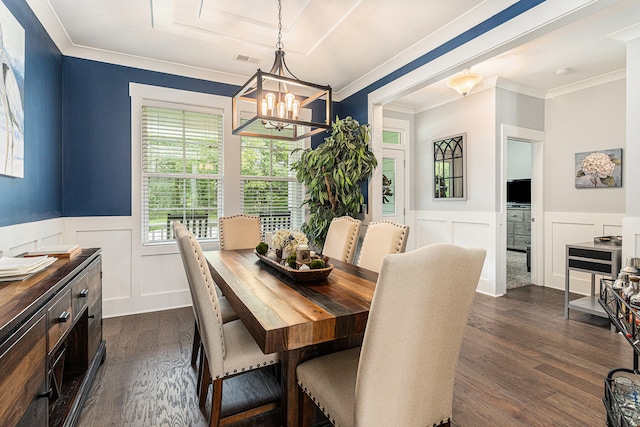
xmin=87 ymin=258 xmax=102 ymax=360
xmin=0 ymin=314 xmax=48 ymax=426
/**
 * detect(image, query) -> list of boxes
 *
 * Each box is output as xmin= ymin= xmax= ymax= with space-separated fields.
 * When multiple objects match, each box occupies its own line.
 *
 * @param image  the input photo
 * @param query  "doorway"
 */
xmin=500 ymin=125 xmax=544 ymax=295
xmin=381 ymin=117 xmax=409 ymax=225
xmin=506 ymin=139 xmax=533 ymax=289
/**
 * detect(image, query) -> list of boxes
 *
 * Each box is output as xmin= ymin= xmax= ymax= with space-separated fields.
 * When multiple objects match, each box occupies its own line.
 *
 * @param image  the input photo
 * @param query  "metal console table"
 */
xmin=565 ymin=241 xmax=622 ymax=319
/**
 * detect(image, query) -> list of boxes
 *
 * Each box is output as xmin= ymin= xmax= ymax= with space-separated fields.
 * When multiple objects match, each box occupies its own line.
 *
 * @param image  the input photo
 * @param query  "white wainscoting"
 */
xmin=0 ymin=217 xmax=66 ymax=257
xmin=544 ymin=211 xmax=624 ymax=295
xmin=1 ymin=217 xmax=220 ymax=319
xmin=410 ymin=210 xmax=497 ymax=296
xmin=65 ymin=216 xmax=221 ymax=318
xmin=2 ymin=210 xmax=627 ymax=318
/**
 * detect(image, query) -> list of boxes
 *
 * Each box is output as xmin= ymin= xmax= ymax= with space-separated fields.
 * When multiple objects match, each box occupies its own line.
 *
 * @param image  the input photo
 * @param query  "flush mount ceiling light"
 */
xmin=446 ymin=69 xmax=483 ymax=97
xmin=232 ymin=0 xmax=332 ymax=141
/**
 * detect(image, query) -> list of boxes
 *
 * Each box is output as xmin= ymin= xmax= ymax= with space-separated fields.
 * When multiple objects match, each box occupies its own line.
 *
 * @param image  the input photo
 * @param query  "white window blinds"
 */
xmin=240 ymin=136 xmax=305 ymax=234
xmin=142 ymin=105 xmax=223 ymax=244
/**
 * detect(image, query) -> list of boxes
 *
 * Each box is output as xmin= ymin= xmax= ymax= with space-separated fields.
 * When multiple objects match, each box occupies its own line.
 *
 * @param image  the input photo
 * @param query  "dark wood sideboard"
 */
xmin=0 ymin=248 xmax=105 ymax=427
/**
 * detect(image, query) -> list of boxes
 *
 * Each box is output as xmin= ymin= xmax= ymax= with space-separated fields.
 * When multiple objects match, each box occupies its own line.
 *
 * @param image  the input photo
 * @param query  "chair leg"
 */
xmin=209 ymin=378 xmax=223 ymax=427
xmin=196 ymin=343 xmax=204 ymax=396
xmin=298 ymin=386 xmax=315 ymax=427
xmin=191 ymin=321 xmax=201 ymax=367
xmin=199 ymin=355 xmax=211 ymax=411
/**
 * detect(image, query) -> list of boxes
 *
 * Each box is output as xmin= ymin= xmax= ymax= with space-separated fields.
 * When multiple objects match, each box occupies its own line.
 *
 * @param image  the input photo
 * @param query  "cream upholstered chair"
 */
xmin=322 ymin=216 xmax=362 ymax=263
xmin=173 ymin=222 xmax=238 ymax=372
xmin=175 ymin=224 xmax=280 ymax=427
xmin=356 ymin=220 xmax=409 ymax=273
xmin=297 ymin=243 xmax=486 ymax=427
xmin=218 ymin=214 xmax=262 ymax=251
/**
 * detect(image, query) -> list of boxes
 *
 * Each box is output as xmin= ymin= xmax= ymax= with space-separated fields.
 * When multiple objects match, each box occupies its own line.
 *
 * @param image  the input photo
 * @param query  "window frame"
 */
xmin=239 ymin=135 xmax=307 ymax=234
xmin=131 ymin=83 xmax=310 ymax=254
xmin=141 ymin=103 xmax=224 ymax=244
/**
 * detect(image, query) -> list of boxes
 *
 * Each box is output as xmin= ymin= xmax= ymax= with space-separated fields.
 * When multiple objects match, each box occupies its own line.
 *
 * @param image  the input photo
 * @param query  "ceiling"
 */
xmin=26 ymin=0 xmax=640 ymax=106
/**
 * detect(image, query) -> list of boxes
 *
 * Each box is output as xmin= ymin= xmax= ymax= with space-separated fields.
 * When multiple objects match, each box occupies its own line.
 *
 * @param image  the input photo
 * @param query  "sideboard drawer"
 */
xmin=72 ymin=271 xmax=90 ymax=317
xmin=48 ymin=289 xmax=72 ymax=353
xmin=0 ymin=315 xmax=47 ymax=426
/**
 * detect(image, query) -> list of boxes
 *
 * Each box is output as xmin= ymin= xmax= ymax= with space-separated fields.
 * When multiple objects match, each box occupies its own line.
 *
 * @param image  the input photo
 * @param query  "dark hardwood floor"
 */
xmin=78 ymin=285 xmax=632 ymax=426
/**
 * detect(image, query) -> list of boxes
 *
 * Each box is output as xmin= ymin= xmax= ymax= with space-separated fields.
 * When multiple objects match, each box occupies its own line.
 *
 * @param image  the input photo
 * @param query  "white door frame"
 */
xmin=381 ymin=117 xmax=410 ymax=225
xmin=498 ymin=125 xmax=545 ymax=295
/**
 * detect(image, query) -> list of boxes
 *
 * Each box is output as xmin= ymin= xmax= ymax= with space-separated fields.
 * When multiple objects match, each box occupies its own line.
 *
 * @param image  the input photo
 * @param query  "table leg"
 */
xmin=281 ymin=346 xmax=322 ymax=427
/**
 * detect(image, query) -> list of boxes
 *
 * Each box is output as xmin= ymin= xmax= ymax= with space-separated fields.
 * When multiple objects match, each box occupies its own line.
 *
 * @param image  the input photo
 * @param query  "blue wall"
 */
xmin=62 ymin=58 xmax=239 ymax=216
xmin=0 ymin=0 xmax=62 ymax=227
xmin=1 ymin=0 xmax=544 ymax=226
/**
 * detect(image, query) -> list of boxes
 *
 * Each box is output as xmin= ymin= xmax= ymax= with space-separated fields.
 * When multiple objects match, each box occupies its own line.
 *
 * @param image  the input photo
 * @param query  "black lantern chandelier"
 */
xmin=232 ymin=0 xmax=332 ymax=141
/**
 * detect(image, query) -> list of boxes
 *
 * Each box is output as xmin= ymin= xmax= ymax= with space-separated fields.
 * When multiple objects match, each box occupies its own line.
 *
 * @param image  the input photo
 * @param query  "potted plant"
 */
xmin=291 ymin=116 xmax=378 ymax=249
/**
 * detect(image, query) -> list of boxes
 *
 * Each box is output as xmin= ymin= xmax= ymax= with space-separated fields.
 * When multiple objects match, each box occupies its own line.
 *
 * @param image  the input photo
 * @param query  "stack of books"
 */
xmin=0 ymin=255 xmax=58 ymax=282
xmin=24 ymin=244 xmax=81 ymax=258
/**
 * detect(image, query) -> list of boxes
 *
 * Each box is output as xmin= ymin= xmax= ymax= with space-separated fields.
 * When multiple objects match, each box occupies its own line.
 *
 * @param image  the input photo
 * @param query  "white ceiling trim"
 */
xmin=64 ymin=44 xmax=251 ymax=86
xmin=546 ymin=68 xmax=626 ymax=99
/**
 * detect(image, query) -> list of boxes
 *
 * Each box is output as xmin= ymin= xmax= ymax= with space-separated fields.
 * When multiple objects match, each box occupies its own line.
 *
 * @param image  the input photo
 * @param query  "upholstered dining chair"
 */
xmin=356 ymin=220 xmax=409 ymax=273
xmin=322 ymin=216 xmax=362 ymax=263
xmin=296 ymin=243 xmax=486 ymax=427
xmin=175 ymin=224 xmax=280 ymax=427
xmin=218 ymin=214 xmax=262 ymax=251
xmin=173 ymin=222 xmax=238 ymax=385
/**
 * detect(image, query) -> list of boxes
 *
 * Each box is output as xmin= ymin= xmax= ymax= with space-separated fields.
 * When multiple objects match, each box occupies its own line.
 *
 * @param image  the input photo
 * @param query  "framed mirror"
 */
xmin=433 ymin=133 xmax=466 ymax=200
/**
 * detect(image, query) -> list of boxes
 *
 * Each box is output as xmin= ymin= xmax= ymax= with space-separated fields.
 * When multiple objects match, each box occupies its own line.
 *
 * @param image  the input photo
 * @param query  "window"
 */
xmin=141 ymin=105 xmax=223 ymax=244
xmin=240 ymin=135 xmax=305 ymax=234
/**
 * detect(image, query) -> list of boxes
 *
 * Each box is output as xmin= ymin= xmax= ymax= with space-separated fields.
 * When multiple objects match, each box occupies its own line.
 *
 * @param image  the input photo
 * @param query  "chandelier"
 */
xmin=232 ymin=0 xmax=332 ymax=141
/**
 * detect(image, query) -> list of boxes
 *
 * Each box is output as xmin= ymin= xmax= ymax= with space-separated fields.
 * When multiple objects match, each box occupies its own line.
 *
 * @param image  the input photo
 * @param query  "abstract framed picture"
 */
xmin=575 ymin=148 xmax=622 ymax=188
xmin=0 ymin=2 xmax=24 ymax=178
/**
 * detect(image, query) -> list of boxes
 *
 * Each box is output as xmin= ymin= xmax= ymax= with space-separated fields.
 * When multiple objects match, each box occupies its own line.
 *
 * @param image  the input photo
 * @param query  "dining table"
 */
xmin=204 ymin=249 xmax=378 ymax=427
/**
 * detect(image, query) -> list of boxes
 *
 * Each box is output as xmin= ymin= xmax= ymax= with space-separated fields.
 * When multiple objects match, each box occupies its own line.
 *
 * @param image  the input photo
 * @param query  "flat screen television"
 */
xmin=507 ymin=179 xmax=531 ymax=205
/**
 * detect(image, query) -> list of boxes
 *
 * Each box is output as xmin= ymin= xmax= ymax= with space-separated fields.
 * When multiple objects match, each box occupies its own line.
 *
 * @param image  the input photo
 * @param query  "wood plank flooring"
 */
xmin=77 ymin=285 xmax=632 ymax=426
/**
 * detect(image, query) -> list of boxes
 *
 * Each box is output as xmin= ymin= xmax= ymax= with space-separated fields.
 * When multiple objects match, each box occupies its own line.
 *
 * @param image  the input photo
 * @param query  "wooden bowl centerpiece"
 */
xmin=254 ymin=250 xmax=333 ymax=283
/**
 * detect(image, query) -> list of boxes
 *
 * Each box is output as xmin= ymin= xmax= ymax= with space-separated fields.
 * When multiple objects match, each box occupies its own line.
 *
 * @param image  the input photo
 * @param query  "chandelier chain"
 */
xmin=276 ymin=0 xmax=284 ymax=50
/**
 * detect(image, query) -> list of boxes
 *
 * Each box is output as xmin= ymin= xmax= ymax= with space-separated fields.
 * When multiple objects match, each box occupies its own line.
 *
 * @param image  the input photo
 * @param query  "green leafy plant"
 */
xmin=291 ymin=116 xmax=378 ymax=249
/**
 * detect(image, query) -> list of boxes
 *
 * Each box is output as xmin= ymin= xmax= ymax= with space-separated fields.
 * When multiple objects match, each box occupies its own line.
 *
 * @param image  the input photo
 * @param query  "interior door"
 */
xmin=381 ymin=120 xmax=408 ymax=225
xmin=381 ymin=148 xmax=405 ymax=224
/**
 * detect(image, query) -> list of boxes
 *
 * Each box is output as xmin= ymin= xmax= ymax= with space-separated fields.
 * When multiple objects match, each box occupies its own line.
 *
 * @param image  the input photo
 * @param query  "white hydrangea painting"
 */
xmin=0 ymin=2 xmax=24 ymax=178
xmin=575 ymin=148 xmax=622 ymax=188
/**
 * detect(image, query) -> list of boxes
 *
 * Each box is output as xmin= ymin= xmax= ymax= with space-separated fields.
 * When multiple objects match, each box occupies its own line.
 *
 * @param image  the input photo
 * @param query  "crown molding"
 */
xmin=546 ymin=68 xmax=626 ymax=98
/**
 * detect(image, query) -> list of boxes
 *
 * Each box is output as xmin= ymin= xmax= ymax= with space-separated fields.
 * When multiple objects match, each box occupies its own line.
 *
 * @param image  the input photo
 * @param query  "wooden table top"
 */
xmin=204 ymin=249 xmax=378 ymax=354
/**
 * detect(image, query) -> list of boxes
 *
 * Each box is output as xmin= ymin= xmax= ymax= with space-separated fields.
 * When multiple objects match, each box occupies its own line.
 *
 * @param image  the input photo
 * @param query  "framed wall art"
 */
xmin=0 ymin=2 xmax=25 ymax=178
xmin=575 ymin=148 xmax=622 ymax=188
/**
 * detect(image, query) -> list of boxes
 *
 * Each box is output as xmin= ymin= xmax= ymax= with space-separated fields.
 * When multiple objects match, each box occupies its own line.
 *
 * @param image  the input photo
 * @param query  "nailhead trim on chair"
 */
xmin=187 ymin=234 xmax=226 ymax=356
xmin=298 ymin=383 xmax=337 ymax=426
xmin=343 ymin=217 xmax=360 ymax=263
xmin=371 ymin=220 xmax=408 ymax=253
xmin=215 ymin=359 xmax=278 ymax=380
xmin=219 ymin=214 xmax=262 ymax=251
xmin=299 ymin=381 xmax=450 ymax=427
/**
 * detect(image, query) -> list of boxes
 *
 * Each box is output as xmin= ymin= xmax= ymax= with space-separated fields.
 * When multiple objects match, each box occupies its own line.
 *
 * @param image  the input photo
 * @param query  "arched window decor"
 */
xmin=433 ymin=134 xmax=466 ymax=200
